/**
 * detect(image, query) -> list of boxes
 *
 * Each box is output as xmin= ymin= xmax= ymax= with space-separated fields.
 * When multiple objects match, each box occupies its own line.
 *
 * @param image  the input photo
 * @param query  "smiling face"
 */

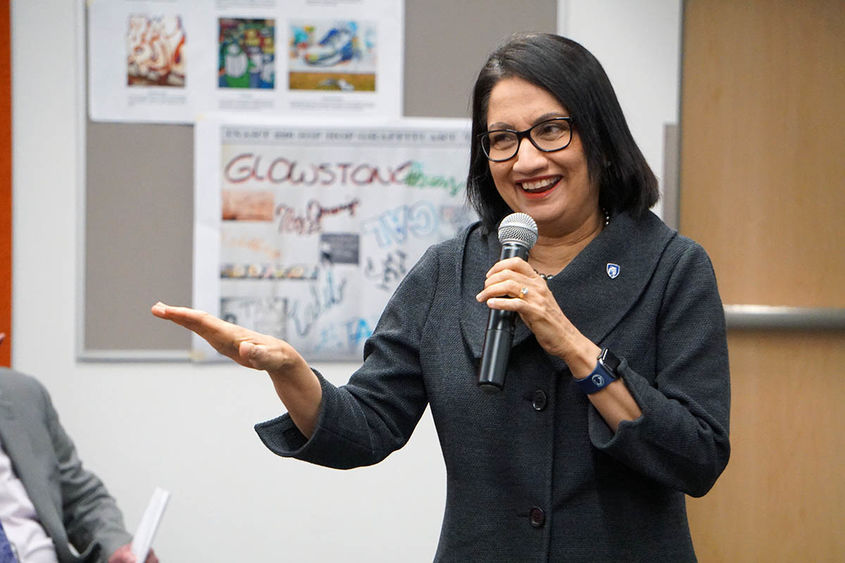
xmin=486 ymin=77 xmax=601 ymax=237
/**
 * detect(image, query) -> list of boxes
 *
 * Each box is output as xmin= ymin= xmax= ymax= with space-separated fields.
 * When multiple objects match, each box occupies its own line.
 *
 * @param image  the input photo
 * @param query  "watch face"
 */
xmin=599 ymin=348 xmax=620 ymax=373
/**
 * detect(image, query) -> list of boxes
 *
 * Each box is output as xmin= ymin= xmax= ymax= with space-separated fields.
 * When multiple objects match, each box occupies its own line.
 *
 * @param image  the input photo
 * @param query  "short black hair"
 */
xmin=466 ymin=33 xmax=659 ymax=232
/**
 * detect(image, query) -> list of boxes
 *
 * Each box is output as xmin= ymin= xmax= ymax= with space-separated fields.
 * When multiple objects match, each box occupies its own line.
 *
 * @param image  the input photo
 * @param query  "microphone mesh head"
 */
xmin=498 ymin=213 xmax=538 ymax=249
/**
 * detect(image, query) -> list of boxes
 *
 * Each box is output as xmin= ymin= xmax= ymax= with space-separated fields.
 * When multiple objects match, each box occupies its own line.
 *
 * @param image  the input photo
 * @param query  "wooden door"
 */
xmin=680 ymin=1 xmax=845 ymax=560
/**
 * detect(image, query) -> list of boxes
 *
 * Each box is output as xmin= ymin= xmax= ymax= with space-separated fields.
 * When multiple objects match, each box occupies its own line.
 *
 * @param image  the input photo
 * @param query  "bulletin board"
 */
xmin=81 ymin=0 xmax=557 ymax=359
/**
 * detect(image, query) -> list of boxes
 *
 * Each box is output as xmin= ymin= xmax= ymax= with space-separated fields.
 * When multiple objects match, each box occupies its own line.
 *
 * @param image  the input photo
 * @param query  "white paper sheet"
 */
xmin=130 ymin=487 xmax=171 ymax=561
xmin=192 ymin=116 xmax=474 ymax=361
xmin=87 ymin=0 xmax=404 ymax=123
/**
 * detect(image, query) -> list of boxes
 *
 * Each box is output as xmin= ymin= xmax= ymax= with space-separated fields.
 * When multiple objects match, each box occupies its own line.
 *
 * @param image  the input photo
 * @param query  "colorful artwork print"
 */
xmin=218 ymin=18 xmax=276 ymax=89
xmin=289 ymin=21 xmax=377 ymax=92
xmin=127 ymin=14 xmax=186 ymax=87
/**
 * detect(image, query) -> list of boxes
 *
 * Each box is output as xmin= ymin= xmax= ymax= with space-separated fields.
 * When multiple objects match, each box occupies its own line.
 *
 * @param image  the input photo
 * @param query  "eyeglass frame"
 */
xmin=478 ymin=116 xmax=575 ymax=162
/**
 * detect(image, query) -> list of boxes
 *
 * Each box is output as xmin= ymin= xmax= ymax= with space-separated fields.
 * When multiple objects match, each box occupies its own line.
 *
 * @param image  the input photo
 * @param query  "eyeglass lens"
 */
xmin=481 ymin=118 xmax=572 ymax=161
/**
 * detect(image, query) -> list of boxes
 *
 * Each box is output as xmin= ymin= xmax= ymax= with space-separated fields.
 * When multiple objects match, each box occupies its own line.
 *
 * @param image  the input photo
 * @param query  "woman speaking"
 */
xmin=153 ymin=33 xmax=730 ymax=562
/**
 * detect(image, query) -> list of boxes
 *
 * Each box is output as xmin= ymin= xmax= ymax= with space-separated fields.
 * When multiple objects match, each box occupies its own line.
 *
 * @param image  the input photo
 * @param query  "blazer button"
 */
xmin=532 ymin=389 xmax=548 ymax=411
xmin=529 ymin=506 xmax=546 ymax=528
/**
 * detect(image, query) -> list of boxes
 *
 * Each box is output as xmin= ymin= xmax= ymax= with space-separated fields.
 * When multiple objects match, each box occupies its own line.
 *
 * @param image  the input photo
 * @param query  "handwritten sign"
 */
xmin=194 ymin=118 xmax=474 ymax=360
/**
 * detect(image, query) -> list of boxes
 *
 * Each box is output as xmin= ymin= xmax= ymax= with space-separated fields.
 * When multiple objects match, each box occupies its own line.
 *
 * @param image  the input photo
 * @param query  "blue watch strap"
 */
xmin=574 ymin=349 xmax=620 ymax=394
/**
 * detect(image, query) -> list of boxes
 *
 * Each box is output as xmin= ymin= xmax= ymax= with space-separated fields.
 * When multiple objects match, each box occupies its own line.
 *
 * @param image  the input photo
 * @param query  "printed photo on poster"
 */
xmin=288 ymin=20 xmax=377 ymax=93
xmin=127 ymin=14 xmax=187 ymax=87
xmin=218 ymin=18 xmax=276 ymax=90
xmin=220 ymin=297 xmax=288 ymax=340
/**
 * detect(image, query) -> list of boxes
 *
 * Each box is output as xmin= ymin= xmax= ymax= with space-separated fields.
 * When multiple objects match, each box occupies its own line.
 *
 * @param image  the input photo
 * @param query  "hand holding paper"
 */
xmin=128 ymin=487 xmax=170 ymax=562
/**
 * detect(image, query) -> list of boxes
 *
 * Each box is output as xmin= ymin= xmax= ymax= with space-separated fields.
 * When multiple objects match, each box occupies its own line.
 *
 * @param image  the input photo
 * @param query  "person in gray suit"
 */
xmin=0 ymin=365 xmax=158 ymax=563
xmin=152 ymin=33 xmax=730 ymax=562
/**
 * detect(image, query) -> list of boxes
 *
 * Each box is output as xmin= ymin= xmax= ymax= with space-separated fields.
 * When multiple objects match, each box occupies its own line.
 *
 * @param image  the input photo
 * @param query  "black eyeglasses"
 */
xmin=479 ymin=117 xmax=574 ymax=162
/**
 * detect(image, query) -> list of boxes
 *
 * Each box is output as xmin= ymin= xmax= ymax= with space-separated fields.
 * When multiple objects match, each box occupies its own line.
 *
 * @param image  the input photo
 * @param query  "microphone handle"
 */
xmin=477 ymin=242 xmax=530 ymax=392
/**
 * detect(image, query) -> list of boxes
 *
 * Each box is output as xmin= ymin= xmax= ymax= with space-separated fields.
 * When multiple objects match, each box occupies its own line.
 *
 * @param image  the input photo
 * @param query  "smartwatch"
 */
xmin=574 ymin=348 xmax=621 ymax=394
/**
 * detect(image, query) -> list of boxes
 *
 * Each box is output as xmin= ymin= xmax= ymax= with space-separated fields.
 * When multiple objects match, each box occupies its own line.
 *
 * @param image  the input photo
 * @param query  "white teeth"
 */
xmin=520 ymin=177 xmax=559 ymax=192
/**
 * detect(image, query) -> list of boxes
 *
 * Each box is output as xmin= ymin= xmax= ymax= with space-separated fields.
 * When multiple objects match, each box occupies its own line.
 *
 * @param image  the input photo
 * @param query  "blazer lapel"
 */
xmin=458 ymin=224 xmax=503 ymax=358
xmin=548 ymin=211 xmax=675 ymax=348
xmin=459 ymin=212 xmax=675 ymax=367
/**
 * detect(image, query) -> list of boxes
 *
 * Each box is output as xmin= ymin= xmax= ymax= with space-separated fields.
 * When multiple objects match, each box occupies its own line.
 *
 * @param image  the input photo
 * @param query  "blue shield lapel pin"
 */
xmin=606 ymin=263 xmax=620 ymax=279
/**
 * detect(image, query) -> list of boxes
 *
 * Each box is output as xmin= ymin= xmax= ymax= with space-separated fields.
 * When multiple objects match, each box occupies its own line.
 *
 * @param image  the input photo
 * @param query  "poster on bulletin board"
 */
xmin=192 ymin=116 xmax=475 ymax=361
xmin=87 ymin=0 xmax=404 ymax=123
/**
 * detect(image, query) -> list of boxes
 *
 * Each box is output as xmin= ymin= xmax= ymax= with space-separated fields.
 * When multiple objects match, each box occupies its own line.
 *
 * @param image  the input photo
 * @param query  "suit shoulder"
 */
xmin=634 ymin=211 xmax=712 ymax=264
xmin=0 ymin=368 xmax=48 ymax=400
xmin=664 ymin=230 xmax=715 ymax=269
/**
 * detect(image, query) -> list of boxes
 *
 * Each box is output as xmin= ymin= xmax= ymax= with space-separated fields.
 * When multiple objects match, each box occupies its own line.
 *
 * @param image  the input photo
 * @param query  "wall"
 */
xmin=11 ymin=1 xmax=679 ymax=561
xmin=560 ymin=0 xmax=682 ymax=220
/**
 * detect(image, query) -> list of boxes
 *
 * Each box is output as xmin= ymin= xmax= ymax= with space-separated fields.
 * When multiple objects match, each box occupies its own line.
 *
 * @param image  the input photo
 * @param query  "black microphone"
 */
xmin=478 ymin=212 xmax=538 ymax=393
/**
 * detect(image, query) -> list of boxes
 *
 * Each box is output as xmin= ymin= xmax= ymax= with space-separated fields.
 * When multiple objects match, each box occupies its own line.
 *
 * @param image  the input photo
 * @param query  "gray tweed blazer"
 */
xmin=257 ymin=210 xmax=730 ymax=562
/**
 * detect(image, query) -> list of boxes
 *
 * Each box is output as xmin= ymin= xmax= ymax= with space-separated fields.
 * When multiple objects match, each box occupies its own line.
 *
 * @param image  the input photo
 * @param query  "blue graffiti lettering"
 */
xmin=345 ymin=317 xmax=373 ymax=347
xmin=289 ymin=269 xmax=347 ymax=337
xmin=361 ymin=201 xmax=438 ymax=249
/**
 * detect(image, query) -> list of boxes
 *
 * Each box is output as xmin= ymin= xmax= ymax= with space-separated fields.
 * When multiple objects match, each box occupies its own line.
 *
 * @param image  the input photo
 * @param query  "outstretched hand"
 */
xmin=151 ymin=302 xmax=322 ymax=436
xmin=150 ymin=302 xmax=300 ymax=375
